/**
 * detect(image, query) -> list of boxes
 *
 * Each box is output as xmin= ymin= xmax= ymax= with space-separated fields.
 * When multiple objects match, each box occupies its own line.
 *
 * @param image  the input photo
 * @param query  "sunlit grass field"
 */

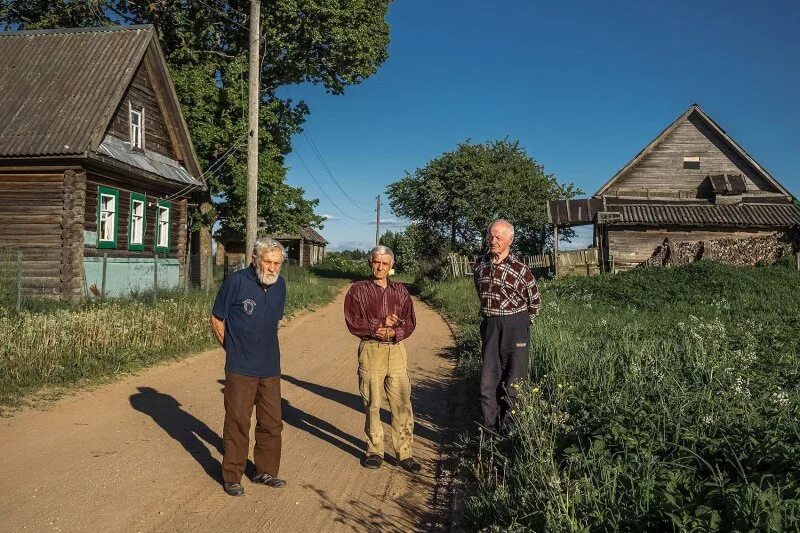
xmin=420 ymin=261 xmax=800 ymax=531
xmin=0 ymin=267 xmax=345 ymax=408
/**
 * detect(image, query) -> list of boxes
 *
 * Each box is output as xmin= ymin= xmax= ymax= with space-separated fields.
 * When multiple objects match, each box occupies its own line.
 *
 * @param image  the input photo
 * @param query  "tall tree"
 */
xmin=387 ymin=139 xmax=581 ymax=255
xmin=0 ymin=0 xmax=391 ymax=240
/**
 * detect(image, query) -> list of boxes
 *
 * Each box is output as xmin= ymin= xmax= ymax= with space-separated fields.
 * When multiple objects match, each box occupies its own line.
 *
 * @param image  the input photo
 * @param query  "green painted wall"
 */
xmin=84 ymin=257 xmax=180 ymax=297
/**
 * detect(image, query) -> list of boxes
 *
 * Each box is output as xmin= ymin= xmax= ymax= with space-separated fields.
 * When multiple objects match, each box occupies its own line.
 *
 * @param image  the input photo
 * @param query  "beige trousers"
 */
xmin=357 ymin=340 xmax=414 ymax=460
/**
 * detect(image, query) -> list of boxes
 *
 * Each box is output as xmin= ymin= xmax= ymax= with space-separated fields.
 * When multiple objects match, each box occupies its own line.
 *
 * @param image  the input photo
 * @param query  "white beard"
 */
xmin=256 ymin=268 xmax=279 ymax=285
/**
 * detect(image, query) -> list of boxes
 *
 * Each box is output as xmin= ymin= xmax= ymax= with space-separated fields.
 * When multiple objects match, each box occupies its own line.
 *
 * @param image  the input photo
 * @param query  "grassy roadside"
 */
xmin=0 ymin=270 xmax=346 ymax=411
xmin=418 ymin=261 xmax=800 ymax=531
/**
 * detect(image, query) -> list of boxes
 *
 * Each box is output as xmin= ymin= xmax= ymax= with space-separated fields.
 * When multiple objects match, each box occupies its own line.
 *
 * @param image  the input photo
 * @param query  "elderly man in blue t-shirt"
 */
xmin=209 ymin=238 xmax=287 ymax=497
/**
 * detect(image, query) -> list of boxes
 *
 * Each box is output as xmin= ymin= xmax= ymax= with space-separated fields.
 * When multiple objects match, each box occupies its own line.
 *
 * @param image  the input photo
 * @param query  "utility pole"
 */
xmin=375 ymin=195 xmax=381 ymax=246
xmin=245 ymin=0 xmax=261 ymax=258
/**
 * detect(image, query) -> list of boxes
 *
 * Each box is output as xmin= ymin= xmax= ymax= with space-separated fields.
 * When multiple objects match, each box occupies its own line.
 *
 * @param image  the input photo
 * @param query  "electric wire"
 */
xmin=294 ymin=149 xmax=369 ymax=223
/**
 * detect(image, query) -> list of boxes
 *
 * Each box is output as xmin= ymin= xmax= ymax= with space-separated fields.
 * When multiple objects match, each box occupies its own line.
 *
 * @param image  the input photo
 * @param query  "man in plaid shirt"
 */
xmin=473 ymin=219 xmax=541 ymax=433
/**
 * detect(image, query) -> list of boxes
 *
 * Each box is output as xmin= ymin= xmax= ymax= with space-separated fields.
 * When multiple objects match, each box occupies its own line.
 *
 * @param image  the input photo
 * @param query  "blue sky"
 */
xmin=277 ymin=0 xmax=800 ymax=251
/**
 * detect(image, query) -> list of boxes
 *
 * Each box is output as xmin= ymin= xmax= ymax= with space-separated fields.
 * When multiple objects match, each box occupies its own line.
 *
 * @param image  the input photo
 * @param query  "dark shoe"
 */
xmin=399 ymin=458 xmax=421 ymax=474
xmin=361 ymin=454 xmax=383 ymax=469
xmin=252 ymin=473 xmax=287 ymax=488
xmin=224 ymin=482 xmax=245 ymax=496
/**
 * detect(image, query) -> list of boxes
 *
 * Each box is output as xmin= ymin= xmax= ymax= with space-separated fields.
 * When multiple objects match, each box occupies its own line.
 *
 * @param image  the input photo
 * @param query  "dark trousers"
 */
xmin=222 ymin=372 xmax=283 ymax=483
xmin=479 ymin=312 xmax=530 ymax=430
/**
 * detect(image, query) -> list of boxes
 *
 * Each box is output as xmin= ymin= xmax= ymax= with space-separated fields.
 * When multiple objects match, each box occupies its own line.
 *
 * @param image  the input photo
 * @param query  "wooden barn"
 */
xmin=0 ymin=25 xmax=204 ymax=300
xmin=548 ymin=104 xmax=800 ymax=272
xmin=216 ymin=226 xmax=327 ymax=269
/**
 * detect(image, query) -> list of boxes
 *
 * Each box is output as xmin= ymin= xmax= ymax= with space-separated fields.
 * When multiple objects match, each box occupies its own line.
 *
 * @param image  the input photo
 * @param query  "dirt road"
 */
xmin=0 ymin=288 xmax=458 ymax=532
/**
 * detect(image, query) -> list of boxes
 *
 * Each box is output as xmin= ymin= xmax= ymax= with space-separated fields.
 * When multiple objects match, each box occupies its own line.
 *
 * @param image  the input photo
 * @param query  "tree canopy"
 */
xmin=0 ymin=0 xmax=391 ymax=240
xmin=387 ymin=139 xmax=581 ymax=255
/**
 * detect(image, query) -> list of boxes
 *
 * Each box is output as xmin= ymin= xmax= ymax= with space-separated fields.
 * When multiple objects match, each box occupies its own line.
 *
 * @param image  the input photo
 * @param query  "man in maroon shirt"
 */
xmin=344 ymin=245 xmax=420 ymax=473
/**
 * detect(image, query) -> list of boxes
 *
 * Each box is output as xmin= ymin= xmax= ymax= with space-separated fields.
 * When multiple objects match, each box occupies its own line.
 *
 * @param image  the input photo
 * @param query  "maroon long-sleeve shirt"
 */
xmin=344 ymin=279 xmax=416 ymax=342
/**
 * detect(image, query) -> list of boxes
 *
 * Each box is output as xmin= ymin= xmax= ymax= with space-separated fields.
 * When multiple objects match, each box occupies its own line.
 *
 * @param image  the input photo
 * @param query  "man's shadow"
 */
xmin=280 ymin=374 xmax=438 ymax=443
xmin=129 ymin=386 xmax=248 ymax=485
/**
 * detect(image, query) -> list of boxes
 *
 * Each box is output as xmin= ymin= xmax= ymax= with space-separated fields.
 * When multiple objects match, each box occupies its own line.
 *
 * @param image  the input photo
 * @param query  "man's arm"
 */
xmin=391 ymin=294 xmax=416 ymax=342
xmin=209 ymin=315 xmax=225 ymax=346
xmin=523 ymin=268 xmax=541 ymax=319
xmin=344 ymin=285 xmax=381 ymax=338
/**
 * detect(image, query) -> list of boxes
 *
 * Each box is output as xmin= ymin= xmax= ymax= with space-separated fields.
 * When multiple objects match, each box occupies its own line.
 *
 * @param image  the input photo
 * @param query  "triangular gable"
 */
xmin=90 ymin=32 xmax=202 ymax=181
xmin=594 ymin=104 xmax=792 ymax=199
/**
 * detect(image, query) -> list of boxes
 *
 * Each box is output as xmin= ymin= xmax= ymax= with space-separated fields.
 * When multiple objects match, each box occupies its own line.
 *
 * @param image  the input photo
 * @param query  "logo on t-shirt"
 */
xmin=242 ymin=298 xmax=257 ymax=316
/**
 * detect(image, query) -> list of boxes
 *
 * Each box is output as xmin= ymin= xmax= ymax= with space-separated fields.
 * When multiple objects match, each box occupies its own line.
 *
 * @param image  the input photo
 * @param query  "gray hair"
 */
xmin=488 ymin=219 xmax=515 ymax=238
xmin=252 ymin=237 xmax=285 ymax=260
xmin=369 ymin=245 xmax=395 ymax=264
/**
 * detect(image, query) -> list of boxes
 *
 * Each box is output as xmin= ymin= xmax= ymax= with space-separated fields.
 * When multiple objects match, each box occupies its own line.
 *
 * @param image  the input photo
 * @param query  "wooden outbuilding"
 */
xmin=548 ymin=104 xmax=800 ymax=272
xmin=0 ymin=25 xmax=205 ymax=300
xmin=216 ymin=227 xmax=327 ymax=269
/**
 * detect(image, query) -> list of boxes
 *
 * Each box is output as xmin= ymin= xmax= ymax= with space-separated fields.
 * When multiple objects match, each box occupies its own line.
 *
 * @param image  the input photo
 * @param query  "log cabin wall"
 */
xmin=0 ymin=168 xmax=79 ymax=298
xmin=84 ymin=172 xmax=187 ymax=296
xmin=607 ymin=225 xmax=776 ymax=269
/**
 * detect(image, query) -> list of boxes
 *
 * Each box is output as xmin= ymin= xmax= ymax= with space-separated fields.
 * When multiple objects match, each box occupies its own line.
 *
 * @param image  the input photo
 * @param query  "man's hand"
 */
xmin=383 ymin=313 xmax=401 ymax=327
xmin=375 ymin=327 xmax=396 ymax=341
xmin=209 ymin=315 xmax=225 ymax=347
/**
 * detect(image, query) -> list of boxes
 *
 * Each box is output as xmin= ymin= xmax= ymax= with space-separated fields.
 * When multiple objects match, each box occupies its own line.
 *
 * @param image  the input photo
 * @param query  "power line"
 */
xmin=301 ymin=129 xmax=372 ymax=210
xmin=294 ymin=149 xmax=369 ymax=223
xmin=194 ymin=0 xmax=251 ymax=33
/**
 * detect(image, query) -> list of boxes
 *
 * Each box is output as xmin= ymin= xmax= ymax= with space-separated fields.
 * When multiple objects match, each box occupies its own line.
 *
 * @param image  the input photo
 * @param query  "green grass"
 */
xmin=0 ymin=270 xmax=345 ymax=410
xmin=419 ymin=261 xmax=800 ymax=532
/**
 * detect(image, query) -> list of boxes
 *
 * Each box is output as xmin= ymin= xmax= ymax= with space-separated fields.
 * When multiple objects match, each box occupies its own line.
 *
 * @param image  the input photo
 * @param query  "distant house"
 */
xmin=0 ymin=25 xmax=204 ymax=300
xmin=548 ymin=104 xmax=800 ymax=272
xmin=216 ymin=227 xmax=327 ymax=269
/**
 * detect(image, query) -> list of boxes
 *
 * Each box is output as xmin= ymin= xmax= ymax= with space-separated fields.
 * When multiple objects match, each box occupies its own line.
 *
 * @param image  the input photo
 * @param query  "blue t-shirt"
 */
xmin=212 ymin=265 xmax=286 ymax=378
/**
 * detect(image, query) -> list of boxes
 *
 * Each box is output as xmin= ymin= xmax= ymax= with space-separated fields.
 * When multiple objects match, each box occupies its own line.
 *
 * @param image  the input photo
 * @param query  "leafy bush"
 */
xmin=421 ymin=262 xmax=800 ymax=531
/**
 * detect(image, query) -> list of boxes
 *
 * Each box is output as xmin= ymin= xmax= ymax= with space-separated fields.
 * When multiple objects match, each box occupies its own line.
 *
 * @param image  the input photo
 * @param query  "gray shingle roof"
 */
xmin=0 ymin=26 xmax=152 ymax=158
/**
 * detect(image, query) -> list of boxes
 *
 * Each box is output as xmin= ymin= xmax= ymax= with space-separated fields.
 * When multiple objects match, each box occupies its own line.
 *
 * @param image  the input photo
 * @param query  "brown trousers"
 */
xmin=357 ymin=340 xmax=414 ymax=460
xmin=222 ymin=372 xmax=282 ymax=483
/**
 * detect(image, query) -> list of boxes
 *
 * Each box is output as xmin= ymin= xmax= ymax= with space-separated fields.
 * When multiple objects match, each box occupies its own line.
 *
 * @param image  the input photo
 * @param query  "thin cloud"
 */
xmin=320 ymin=213 xmax=338 ymax=220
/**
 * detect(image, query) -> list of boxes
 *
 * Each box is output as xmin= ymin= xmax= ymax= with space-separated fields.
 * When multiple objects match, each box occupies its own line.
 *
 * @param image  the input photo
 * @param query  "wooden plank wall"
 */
xmin=107 ymin=60 xmax=177 ymax=160
xmin=0 ymin=170 xmax=73 ymax=296
xmin=608 ymin=226 xmax=775 ymax=270
xmin=610 ymin=112 xmax=775 ymax=196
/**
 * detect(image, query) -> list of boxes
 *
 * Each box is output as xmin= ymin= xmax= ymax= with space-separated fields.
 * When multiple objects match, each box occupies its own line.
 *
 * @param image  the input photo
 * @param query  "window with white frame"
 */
xmin=97 ymin=186 xmax=119 ymax=249
xmin=129 ymin=102 xmax=145 ymax=149
xmin=129 ymin=195 xmax=145 ymax=249
xmin=156 ymin=202 xmax=170 ymax=252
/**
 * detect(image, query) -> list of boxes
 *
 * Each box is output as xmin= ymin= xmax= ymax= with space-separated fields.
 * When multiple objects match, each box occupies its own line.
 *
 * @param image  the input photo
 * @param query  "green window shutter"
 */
xmin=128 ymin=192 xmax=147 ymax=251
xmin=154 ymin=200 xmax=172 ymax=254
xmin=97 ymin=186 xmax=119 ymax=250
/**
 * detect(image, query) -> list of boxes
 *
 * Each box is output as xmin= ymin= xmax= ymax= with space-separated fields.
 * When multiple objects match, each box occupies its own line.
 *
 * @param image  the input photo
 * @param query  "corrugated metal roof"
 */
xmin=96 ymin=135 xmax=203 ymax=186
xmin=0 ymin=25 xmax=152 ymax=157
xmin=614 ymin=203 xmax=800 ymax=227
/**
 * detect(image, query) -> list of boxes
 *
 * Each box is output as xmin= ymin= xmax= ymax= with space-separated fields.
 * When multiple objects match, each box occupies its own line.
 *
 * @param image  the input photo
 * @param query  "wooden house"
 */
xmin=216 ymin=226 xmax=327 ymax=269
xmin=0 ymin=25 xmax=204 ymax=300
xmin=548 ymin=104 xmax=800 ymax=272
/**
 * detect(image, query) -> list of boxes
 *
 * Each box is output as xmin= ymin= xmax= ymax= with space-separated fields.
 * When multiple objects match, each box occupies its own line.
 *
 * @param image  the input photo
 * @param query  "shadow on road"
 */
xmin=129 ymin=386 xmax=233 ymax=485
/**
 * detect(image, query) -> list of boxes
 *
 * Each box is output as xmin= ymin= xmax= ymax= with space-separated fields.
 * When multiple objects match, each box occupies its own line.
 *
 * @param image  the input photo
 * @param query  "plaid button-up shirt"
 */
xmin=473 ymin=253 xmax=541 ymax=318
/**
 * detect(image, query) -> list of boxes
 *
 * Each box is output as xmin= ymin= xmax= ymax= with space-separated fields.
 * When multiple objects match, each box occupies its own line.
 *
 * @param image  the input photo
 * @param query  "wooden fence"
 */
xmin=446 ymin=248 xmax=602 ymax=279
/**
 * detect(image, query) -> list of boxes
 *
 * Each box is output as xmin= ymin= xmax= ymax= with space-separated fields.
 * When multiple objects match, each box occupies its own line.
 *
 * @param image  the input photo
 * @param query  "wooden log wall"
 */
xmin=0 ymin=170 xmax=71 ymax=297
xmin=107 ymin=60 xmax=177 ymax=160
xmin=609 ymin=112 xmax=775 ymax=196
xmin=61 ymin=170 xmax=86 ymax=301
xmin=608 ymin=225 xmax=775 ymax=271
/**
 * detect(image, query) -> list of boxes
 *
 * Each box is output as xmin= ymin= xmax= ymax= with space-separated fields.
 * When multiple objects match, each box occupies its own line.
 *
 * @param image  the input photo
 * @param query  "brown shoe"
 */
xmin=224 ymin=482 xmax=245 ymax=496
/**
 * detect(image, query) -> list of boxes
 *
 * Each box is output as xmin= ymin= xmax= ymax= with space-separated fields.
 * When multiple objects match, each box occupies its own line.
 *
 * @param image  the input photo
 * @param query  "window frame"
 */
xmin=97 ymin=186 xmax=119 ymax=250
xmin=128 ymin=192 xmax=147 ymax=251
xmin=154 ymin=200 xmax=171 ymax=254
xmin=129 ymin=102 xmax=145 ymax=150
